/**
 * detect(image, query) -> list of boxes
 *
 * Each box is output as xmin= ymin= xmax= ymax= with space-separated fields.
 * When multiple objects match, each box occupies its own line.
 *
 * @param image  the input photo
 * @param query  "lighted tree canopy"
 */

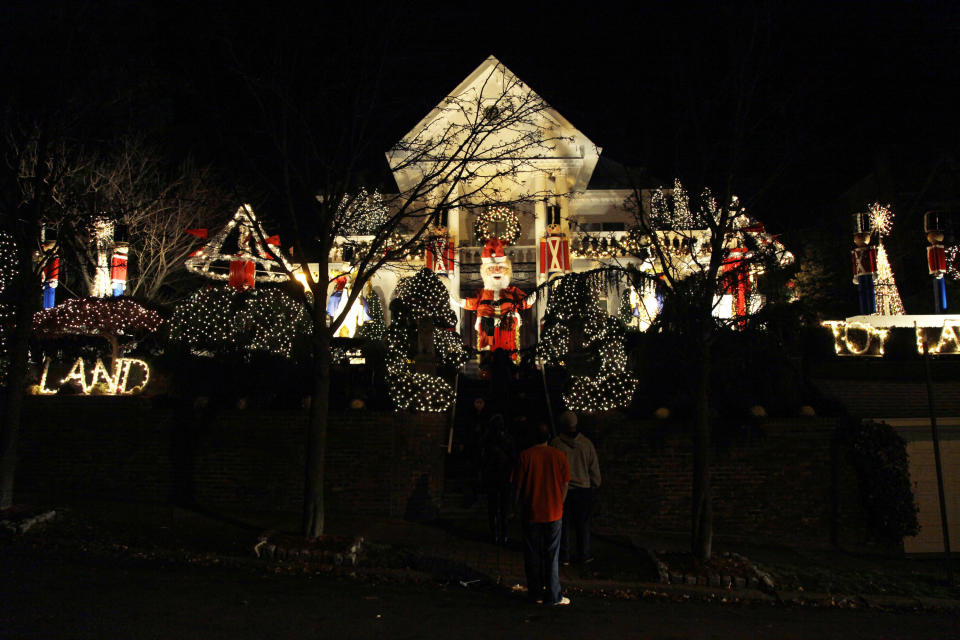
xmin=32 ymin=297 xmax=164 ymax=362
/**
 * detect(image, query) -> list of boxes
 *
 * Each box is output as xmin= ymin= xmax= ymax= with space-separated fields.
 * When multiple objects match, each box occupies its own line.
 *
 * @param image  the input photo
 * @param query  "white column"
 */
xmin=447 ymin=202 xmax=462 ymax=328
xmin=534 ymin=172 xmax=547 ymax=285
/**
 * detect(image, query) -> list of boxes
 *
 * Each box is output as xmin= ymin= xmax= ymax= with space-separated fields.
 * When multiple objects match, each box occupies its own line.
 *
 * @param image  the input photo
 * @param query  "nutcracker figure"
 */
xmin=538 ymin=222 xmax=570 ymax=278
xmin=425 ymin=225 xmax=455 ymax=276
xmin=39 ymin=239 xmax=59 ymax=309
xmin=110 ymin=242 xmax=128 ymax=296
xmin=851 ymin=212 xmax=877 ymax=315
xmin=925 ymin=211 xmax=948 ymax=313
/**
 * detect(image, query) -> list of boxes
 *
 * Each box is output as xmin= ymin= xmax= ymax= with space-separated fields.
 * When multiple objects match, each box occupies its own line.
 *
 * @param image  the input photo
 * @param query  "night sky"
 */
xmin=3 ymin=0 xmax=959 ymax=309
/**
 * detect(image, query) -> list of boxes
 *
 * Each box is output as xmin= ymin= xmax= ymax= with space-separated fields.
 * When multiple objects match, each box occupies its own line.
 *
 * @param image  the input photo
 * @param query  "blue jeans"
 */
xmin=522 ymin=518 xmax=562 ymax=603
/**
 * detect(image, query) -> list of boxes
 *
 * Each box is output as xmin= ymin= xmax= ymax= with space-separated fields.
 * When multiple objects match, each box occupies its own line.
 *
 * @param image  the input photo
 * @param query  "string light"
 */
xmin=337 ymin=188 xmax=390 ymax=236
xmin=474 ymin=206 xmax=521 ymax=245
xmin=33 ymin=298 xmax=164 ymax=343
xmin=185 ymin=205 xmax=294 ymax=284
xmin=537 ymin=272 xmax=637 ymax=412
xmin=38 ymin=356 xmax=150 ymax=395
xmin=0 ymin=232 xmax=16 ymax=383
xmin=865 ymin=203 xmax=904 ymax=316
xmin=168 ymin=285 xmax=310 ymax=358
xmin=385 ymin=268 xmax=465 ymax=412
xmin=916 ymin=323 xmax=960 ymax=355
xmin=822 ymin=320 xmax=889 ymax=357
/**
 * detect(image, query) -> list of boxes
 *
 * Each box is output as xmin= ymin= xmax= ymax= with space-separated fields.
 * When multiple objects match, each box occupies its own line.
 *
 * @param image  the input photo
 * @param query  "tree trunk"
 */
xmin=691 ymin=336 xmax=713 ymax=561
xmin=302 ymin=301 xmax=331 ymax=538
xmin=0 ymin=250 xmax=39 ymax=511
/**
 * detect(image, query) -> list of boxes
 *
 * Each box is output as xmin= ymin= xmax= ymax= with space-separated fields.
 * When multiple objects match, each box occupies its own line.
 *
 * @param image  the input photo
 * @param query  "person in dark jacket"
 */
xmin=550 ymin=410 xmax=601 ymax=564
xmin=480 ymin=413 xmax=516 ymax=545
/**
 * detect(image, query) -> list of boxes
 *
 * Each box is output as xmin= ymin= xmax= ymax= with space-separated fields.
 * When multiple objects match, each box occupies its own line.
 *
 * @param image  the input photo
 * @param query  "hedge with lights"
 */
xmin=0 ymin=232 xmax=17 ymax=383
xmin=537 ymin=272 xmax=638 ymax=412
xmin=385 ymin=268 xmax=467 ymax=412
xmin=168 ymin=285 xmax=311 ymax=359
xmin=473 ymin=206 xmax=521 ymax=245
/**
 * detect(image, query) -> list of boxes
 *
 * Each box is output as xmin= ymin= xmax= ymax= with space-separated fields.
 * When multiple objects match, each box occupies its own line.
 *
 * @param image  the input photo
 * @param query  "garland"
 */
xmin=537 ymin=272 xmax=638 ymax=412
xmin=385 ymin=268 xmax=466 ymax=412
xmin=473 ymin=206 xmax=521 ymax=245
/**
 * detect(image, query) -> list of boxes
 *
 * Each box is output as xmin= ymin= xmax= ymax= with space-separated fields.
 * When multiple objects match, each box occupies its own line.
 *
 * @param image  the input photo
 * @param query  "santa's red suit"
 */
xmin=463 ymin=239 xmax=532 ymax=353
xmin=464 ymin=286 xmax=532 ymax=351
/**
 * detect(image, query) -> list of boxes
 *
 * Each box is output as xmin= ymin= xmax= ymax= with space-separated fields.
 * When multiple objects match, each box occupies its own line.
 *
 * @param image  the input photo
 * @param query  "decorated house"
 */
xmin=321 ymin=56 xmax=792 ymax=356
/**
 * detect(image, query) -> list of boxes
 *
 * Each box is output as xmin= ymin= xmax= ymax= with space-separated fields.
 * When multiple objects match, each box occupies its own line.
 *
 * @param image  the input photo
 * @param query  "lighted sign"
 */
xmin=822 ymin=321 xmax=890 ymax=357
xmin=38 ymin=357 xmax=150 ymax=395
xmin=916 ymin=324 xmax=960 ymax=355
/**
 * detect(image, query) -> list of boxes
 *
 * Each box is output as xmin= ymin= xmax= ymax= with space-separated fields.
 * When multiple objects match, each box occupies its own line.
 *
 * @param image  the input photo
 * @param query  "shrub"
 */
xmin=845 ymin=420 xmax=919 ymax=542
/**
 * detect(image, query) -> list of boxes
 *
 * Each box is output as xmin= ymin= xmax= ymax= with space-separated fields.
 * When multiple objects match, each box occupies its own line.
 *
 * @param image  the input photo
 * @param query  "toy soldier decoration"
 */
xmin=925 ymin=211 xmax=948 ymax=313
xmin=539 ymin=220 xmax=570 ymax=277
xmin=425 ymin=225 xmax=456 ymax=275
xmin=39 ymin=239 xmax=59 ymax=310
xmin=110 ymin=243 xmax=128 ymax=297
xmin=852 ymin=212 xmax=877 ymax=315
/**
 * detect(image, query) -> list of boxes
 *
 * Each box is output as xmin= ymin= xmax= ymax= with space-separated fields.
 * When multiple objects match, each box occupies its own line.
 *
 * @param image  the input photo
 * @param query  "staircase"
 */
xmin=440 ymin=359 xmax=564 ymax=520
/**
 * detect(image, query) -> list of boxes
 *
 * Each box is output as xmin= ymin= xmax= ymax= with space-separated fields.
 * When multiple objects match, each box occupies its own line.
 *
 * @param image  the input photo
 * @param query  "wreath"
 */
xmin=474 ymin=206 xmax=521 ymax=245
xmin=385 ymin=268 xmax=468 ymax=412
xmin=537 ymin=272 xmax=638 ymax=412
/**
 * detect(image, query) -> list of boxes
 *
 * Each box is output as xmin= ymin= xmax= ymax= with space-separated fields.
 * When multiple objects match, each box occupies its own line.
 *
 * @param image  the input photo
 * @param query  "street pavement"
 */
xmin=2 ymin=546 xmax=958 ymax=640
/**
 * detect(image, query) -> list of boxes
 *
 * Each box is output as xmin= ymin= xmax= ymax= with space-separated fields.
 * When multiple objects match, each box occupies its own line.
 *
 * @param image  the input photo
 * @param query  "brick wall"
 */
xmin=581 ymin=414 xmax=873 ymax=549
xmin=15 ymin=397 xmax=447 ymax=520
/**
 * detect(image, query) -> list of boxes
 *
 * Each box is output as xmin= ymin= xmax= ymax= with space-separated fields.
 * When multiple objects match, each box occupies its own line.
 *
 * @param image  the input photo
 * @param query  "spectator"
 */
xmin=551 ymin=410 xmax=601 ymax=564
xmin=513 ymin=422 xmax=571 ymax=606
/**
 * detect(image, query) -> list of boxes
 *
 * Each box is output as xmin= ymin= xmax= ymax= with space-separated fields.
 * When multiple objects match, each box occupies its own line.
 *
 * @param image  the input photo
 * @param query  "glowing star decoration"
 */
xmin=38 ymin=357 xmax=150 ymax=395
xmin=185 ymin=205 xmax=294 ymax=287
xmin=822 ymin=321 xmax=890 ymax=357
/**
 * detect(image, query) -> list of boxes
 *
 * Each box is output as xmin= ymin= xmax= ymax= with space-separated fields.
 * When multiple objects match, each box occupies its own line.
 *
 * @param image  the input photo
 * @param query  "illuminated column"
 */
xmin=534 ymin=172 xmax=547 ymax=284
xmin=555 ymin=168 xmax=570 ymax=236
xmin=447 ymin=196 xmax=462 ymax=329
xmin=93 ymin=219 xmax=115 ymax=297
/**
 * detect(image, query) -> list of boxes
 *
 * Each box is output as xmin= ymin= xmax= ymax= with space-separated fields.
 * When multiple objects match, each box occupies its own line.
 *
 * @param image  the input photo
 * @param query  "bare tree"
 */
xmin=0 ymin=119 xmax=92 ymax=509
xmin=613 ymin=179 xmax=792 ymax=561
xmin=56 ymin=137 xmax=230 ymax=303
xmin=226 ymin=48 xmax=568 ymax=536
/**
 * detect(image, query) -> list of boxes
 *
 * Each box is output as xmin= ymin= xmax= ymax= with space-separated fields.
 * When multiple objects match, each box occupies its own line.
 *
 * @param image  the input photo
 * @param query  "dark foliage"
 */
xmin=844 ymin=420 xmax=919 ymax=543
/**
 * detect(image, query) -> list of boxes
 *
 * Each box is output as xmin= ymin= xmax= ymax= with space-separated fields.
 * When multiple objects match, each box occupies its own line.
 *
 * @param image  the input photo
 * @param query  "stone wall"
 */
xmin=581 ymin=414 xmax=873 ymax=549
xmin=14 ymin=397 xmax=447 ymax=520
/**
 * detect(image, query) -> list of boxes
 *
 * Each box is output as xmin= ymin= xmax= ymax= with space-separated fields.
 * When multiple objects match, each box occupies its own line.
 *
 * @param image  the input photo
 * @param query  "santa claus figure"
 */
xmin=455 ymin=238 xmax=534 ymax=358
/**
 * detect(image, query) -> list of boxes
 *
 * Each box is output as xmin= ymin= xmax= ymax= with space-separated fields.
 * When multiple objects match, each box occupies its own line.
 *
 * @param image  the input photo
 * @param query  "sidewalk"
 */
xmin=3 ymin=501 xmax=959 ymax=610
